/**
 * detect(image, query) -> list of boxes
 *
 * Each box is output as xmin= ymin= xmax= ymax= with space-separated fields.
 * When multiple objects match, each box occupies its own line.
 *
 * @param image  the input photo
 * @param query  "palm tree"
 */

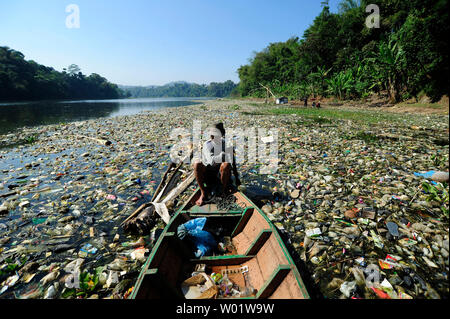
xmin=372 ymin=39 xmax=406 ymax=102
xmin=310 ymin=66 xmax=333 ymax=97
xmin=321 ymin=1 xmax=330 ymax=8
xmin=326 ymin=70 xmax=353 ymax=100
xmin=338 ymin=0 xmax=361 ymax=14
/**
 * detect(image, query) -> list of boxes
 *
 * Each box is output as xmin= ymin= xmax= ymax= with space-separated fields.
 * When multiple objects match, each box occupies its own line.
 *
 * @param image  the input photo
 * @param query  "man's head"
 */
xmin=215 ymin=123 xmax=225 ymax=137
xmin=208 ymin=122 xmax=225 ymax=140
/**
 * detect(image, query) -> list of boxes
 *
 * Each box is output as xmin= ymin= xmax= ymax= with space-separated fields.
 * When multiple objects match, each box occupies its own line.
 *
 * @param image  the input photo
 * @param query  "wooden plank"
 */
xmin=122 ymin=166 xmax=193 ymax=227
xmin=135 ymin=267 xmax=184 ymax=299
xmin=145 ymin=268 xmax=158 ymax=276
xmin=188 ymin=211 xmax=243 ymax=218
xmin=188 ymin=213 xmax=242 ymax=218
xmin=120 ymin=202 xmax=151 ymax=226
xmin=154 ymin=162 xmax=183 ymax=202
xmin=129 ymin=211 xmax=180 ymax=299
xmin=190 ymin=255 xmax=254 ymax=266
xmin=256 ymin=265 xmax=291 ymax=299
xmin=231 ymin=207 xmax=254 ymax=238
xmin=161 ymin=172 xmax=195 ymax=204
xmin=246 ymin=230 xmax=272 ymax=256
xmin=143 ymin=172 xmax=195 ymax=226
xmin=236 ymin=191 xmax=310 ymax=299
xmin=153 ymin=202 xmax=171 ymax=224
xmin=165 ymin=232 xmax=192 ymax=259
xmin=189 ymin=203 xmax=218 ymax=213
xmin=151 ymin=162 xmax=175 ymax=202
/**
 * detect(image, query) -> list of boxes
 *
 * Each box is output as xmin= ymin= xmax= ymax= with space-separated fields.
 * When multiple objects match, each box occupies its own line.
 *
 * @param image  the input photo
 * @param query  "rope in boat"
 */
xmin=206 ymin=194 xmax=246 ymax=211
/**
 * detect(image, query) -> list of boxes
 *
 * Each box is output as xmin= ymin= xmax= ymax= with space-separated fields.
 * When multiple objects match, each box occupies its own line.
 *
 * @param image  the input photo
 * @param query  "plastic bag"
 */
xmin=183 ymin=217 xmax=207 ymax=233
xmin=177 ymin=218 xmax=217 ymax=257
xmin=181 ymin=273 xmax=218 ymax=299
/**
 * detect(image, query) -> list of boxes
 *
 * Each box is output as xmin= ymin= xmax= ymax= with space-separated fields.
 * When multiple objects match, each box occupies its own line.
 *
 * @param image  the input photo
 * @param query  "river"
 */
xmin=0 ymin=97 xmax=212 ymax=135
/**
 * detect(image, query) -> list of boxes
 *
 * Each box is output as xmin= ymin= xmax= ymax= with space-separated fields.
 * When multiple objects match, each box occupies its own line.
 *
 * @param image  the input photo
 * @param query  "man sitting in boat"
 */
xmin=193 ymin=123 xmax=240 ymax=206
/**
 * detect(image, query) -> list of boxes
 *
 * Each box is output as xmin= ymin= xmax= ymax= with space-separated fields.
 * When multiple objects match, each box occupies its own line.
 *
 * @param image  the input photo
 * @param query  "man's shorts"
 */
xmin=203 ymin=163 xmax=220 ymax=186
xmin=205 ymin=163 xmax=221 ymax=175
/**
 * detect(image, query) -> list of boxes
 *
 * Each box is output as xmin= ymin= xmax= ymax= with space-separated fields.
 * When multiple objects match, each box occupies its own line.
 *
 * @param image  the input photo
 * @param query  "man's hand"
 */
xmin=213 ymin=152 xmax=226 ymax=164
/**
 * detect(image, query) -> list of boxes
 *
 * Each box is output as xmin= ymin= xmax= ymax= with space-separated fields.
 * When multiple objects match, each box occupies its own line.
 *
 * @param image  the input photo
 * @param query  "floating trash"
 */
xmin=78 ymin=244 xmax=98 ymax=258
xmin=0 ymin=99 xmax=448 ymax=299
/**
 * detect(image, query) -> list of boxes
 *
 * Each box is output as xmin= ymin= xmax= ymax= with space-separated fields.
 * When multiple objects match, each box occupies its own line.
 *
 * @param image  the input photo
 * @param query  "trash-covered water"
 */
xmin=0 ymin=99 xmax=448 ymax=299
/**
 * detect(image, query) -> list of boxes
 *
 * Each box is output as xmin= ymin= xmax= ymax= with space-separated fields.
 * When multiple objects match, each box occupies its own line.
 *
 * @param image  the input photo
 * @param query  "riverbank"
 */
xmin=241 ymin=95 xmax=449 ymax=116
xmin=0 ymin=98 xmax=449 ymax=299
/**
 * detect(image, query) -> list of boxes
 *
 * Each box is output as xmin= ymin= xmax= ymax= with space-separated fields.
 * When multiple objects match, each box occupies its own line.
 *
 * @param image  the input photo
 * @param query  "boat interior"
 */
xmin=131 ymin=191 xmax=309 ymax=299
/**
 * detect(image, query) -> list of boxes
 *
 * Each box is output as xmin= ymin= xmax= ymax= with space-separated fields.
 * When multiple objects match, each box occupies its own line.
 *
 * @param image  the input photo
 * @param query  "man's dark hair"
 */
xmin=215 ymin=123 xmax=225 ymax=137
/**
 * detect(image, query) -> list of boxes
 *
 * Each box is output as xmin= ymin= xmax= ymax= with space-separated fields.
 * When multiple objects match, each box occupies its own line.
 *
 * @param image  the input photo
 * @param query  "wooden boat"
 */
xmin=129 ymin=189 xmax=310 ymax=299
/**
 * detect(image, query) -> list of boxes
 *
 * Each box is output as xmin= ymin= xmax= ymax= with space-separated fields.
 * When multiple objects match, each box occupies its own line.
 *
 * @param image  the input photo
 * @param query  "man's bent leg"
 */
xmin=194 ymin=162 xmax=207 ymax=206
xmin=219 ymin=162 xmax=232 ymax=195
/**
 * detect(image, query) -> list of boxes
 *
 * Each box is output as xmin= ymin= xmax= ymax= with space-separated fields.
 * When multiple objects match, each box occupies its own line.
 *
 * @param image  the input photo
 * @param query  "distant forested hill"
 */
xmin=120 ymin=80 xmax=238 ymax=98
xmin=0 ymin=46 xmax=122 ymax=101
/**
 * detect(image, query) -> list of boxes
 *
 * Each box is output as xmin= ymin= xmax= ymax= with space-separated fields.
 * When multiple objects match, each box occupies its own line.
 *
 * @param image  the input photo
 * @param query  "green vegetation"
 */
xmin=343 ymin=131 xmax=380 ymax=143
xmin=121 ymin=80 xmax=238 ymax=98
xmin=431 ymin=153 xmax=449 ymax=168
xmin=24 ymin=134 xmax=38 ymax=144
xmin=61 ymin=267 xmax=104 ymax=298
xmin=422 ymin=181 xmax=449 ymax=218
xmin=242 ymin=105 xmax=423 ymax=125
xmin=237 ymin=0 xmax=449 ymax=103
xmin=0 ymin=257 xmax=27 ymax=280
xmin=267 ymin=107 xmax=400 ymax=124
xmin=0 ymin=46 xmax=123 ymax=101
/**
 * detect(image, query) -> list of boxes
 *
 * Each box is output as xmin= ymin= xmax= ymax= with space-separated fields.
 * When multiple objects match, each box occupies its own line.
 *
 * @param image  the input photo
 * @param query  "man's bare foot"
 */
xmin=196 ymin=193 xmax=206 ymax=206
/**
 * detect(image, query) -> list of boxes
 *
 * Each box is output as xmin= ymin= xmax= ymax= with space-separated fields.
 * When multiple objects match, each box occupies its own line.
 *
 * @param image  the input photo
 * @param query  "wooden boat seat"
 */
xmin=231 ymin=207 xmax=271 ymax=255
xmin=244 ymin=232 xmax=305 ymax=298
xmin=191 ymin=227 xmax=303 ymax=298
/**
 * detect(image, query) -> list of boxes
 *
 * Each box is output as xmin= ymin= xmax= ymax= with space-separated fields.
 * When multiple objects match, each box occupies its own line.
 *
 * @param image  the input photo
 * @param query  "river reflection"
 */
xmin=0 ymin=97 xmax=208 ymax=135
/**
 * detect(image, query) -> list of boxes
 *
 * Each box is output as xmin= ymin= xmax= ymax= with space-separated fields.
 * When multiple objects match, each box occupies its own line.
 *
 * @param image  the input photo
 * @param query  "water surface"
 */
xmin=0 ymin=97 xmax=211 ymax=135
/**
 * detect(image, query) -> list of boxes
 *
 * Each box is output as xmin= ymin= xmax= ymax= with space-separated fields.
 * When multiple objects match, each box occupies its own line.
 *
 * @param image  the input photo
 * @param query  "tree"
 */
xmin=394 ymin=1 xmax=449 ymax=102
xmin=67 ymin=64 xmax=81 ymax=76
xmin=122 ymin=81 xmax=237 ymax=98
xmin=236 ymin=0 xmax=449 ymax=102
xmin=338 ymin=0 xmax=361 ymax=14
xmin=0 ymin=46 xmax=121 ymax=101
xmin=369 ymin=39 xmax=406 ymax=103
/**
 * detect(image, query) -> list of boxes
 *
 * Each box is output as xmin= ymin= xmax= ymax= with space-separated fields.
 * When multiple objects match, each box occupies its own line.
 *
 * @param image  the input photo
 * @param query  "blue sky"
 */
xmin=0 ymin=0 xmax=341 ymax=86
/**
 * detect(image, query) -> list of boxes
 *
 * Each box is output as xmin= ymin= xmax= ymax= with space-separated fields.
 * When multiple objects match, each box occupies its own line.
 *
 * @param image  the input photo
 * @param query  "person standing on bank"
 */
xmin=193 ymin=123 xmax=240 ymax=206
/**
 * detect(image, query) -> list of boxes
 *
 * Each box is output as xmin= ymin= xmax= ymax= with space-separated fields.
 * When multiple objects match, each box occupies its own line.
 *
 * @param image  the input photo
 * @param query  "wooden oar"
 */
xmin=121 ymin=163 xmax=176 ymax=226
xmin=153 ymin=162 xmax=183 ymax=202
xmin=120 ymin=202 xmax=151 ymax=226
xmin=151 ymin=162 xmax=175 ymax=202
xmin=161 ymin=172 xmax=195 ymax=205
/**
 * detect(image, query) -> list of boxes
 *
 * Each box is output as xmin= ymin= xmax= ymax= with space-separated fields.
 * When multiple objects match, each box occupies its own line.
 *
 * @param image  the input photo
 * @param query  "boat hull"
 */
xmin=129 ymin=189 xmax=310 ymax=299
